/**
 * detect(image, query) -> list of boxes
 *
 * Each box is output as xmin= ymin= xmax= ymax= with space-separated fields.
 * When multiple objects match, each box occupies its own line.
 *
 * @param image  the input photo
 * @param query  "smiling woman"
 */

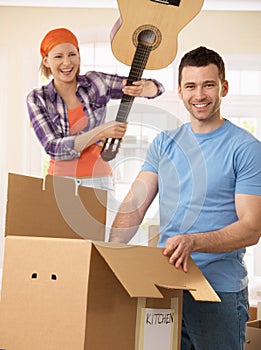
xmin=26 ymin=27 xmax=164 ymax=191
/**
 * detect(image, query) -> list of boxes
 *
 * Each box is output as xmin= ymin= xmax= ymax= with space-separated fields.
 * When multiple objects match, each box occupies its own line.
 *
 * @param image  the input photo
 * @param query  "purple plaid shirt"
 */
xmin=27 ymin=71 xmax=164 ymax=161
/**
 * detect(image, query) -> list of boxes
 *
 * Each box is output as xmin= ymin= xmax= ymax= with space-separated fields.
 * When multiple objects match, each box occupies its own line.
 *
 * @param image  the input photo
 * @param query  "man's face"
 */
xmin=178 ymin=64 xmax=228 ymax=124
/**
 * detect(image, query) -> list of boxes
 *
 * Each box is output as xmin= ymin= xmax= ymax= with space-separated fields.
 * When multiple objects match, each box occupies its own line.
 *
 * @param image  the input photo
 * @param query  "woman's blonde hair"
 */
xmin=40 ymin=59 xmax=52 ymax=79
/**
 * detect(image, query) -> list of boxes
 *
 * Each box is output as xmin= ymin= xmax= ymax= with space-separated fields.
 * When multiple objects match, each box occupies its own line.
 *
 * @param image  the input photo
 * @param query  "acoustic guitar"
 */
xmin=101 ymin=0 xmax=204 ymax=161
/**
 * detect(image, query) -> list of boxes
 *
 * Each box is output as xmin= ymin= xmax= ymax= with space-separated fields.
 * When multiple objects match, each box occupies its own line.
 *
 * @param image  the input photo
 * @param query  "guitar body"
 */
xmin=101 ymin=0 xmax=204 ymax=161
xmin=111 ymin=0 xmax=204 ymax=69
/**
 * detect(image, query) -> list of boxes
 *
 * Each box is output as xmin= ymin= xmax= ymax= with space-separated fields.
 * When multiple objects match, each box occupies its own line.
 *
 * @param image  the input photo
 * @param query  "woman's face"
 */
xmin=43 ymin=43 xmax=80 ymax=83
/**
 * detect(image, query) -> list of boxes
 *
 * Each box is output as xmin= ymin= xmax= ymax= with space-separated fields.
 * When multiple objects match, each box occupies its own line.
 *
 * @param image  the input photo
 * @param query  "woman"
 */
xmin=27 ymin=28 xmax=164 ymax=191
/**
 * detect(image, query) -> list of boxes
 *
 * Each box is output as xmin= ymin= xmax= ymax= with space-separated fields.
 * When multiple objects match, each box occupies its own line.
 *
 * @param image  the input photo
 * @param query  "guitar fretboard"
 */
xmin=100 ymin=30 xmax=156 ymax=161
xmin=115 ymin=41 xmax=153 ymax=123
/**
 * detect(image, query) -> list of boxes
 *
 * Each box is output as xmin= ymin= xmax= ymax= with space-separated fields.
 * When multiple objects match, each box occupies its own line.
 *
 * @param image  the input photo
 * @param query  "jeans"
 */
xmin=181 ymin=287 xmax=249 ymax=350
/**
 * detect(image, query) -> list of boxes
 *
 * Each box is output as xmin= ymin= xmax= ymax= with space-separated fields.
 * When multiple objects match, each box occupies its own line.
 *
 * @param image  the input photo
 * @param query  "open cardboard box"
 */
xmin=246 ymin=320 xmax=261 ymax=349
xmin=0 ymin=173 xmax=220 ymax=350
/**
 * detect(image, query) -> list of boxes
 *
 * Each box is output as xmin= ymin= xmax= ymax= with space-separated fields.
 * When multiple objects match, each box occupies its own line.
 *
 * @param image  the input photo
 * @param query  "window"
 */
xmin=228 ymin=117 xmax=257 ymax=136
xmin=227 ymin=69 xmax=261 ymax=96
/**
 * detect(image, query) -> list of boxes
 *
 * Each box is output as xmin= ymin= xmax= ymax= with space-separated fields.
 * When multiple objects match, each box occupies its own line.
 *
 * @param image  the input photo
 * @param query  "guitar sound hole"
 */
xmin=138 ymin=30 xmax=156 ymax=47
xmin=133 ymin=25 xmax=161 ymax=50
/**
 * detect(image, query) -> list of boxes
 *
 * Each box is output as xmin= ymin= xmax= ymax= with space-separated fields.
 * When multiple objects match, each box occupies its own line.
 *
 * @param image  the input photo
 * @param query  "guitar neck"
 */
xmin=115 ymin=41 xmax=153 ymax=122
xmin=100 ymin=33 xmax=155 ymax=161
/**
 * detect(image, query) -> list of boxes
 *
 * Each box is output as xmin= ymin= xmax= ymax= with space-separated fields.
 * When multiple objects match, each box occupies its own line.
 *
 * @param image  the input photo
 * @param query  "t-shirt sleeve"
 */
xmin=235 ymin=139 xmax=261 ymax=195
xmin=141 ymin=133 xmax=163 ymax=174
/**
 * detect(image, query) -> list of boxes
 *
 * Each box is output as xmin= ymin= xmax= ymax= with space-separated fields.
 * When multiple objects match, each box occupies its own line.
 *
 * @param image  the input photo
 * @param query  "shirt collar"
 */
xmin=47 ymin=79 xmax=58 ymax=103
xmin=47 ymin=75 xmax=91 ymax=102
xmin=76 ymin=74 xmax=91 ymax=89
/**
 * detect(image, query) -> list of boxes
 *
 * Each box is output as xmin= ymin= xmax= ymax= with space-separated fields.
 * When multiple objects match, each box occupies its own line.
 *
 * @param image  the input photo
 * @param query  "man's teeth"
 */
xmin=194 ymin=103 xmax=208 ymax=108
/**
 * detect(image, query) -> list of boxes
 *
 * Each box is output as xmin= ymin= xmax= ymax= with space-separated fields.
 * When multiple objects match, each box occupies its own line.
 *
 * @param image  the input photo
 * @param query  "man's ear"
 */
xmin=222 ymin=80 xmax=229 ymax=97
xmin=178 ymin=85 xmax=182 ymax=99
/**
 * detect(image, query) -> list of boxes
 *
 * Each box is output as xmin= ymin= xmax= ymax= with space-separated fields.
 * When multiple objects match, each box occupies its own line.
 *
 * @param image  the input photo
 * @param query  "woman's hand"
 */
xmin=122 ymin=79 xmax=158 ymax=98
xmin=74 ymin=121 xmax=127 ymax=152
xmin=99 ymin=120 xmax=128 ymax=139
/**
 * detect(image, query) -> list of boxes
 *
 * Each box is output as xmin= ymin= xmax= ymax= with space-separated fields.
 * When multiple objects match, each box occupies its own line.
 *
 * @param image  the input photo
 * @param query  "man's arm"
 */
xmin=164 ymin=194 xmax=261 ymax=272
xmin=109 ymin=171 xmax=158 ymax=243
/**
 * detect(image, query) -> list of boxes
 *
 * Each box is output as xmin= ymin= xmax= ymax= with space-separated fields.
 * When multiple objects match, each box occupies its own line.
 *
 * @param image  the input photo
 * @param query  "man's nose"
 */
xmin=194 ymin=86 xmax=206 ymax=98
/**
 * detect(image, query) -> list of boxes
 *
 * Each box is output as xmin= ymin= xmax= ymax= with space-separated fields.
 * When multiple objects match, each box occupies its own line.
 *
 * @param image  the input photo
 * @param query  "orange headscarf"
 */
xmin=40 ymin=28 xmax=79 ymax=57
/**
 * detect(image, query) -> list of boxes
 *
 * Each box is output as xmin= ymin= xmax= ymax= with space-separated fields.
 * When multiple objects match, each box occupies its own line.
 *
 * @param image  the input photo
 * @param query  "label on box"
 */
xmin=137 ymin=306 xmax=178 ymax=350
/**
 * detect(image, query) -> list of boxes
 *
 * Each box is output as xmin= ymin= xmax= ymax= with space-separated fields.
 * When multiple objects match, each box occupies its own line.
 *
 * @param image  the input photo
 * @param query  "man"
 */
xmin=109 ymin=46 xmax=261 ymax=349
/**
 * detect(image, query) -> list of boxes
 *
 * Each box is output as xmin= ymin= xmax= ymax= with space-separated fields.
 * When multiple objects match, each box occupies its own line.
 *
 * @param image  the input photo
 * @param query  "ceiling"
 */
xmin=0 ymin=0 xmax=261 ymax=11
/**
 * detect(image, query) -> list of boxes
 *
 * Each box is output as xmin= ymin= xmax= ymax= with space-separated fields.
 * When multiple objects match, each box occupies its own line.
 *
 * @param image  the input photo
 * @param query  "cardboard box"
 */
xmin=246 ymin=320 xmax=261 ymax=349
xmin=0 ymin=236 xmax=220 ymax=350
xmin=0 ymin=172 xmax=220 ymax=349
xmin=249 ymin=306 xmax=258 ymax=321
xmin=148 ymin=224 xmax=160 ymax=247
xmin=5 ymin=172 xmax=107 ymax=241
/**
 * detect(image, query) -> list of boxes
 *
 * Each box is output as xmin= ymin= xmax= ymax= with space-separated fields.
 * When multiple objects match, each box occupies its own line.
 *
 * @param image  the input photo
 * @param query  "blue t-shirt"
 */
xmin=141 ymin=120 xmax=261 ymax=292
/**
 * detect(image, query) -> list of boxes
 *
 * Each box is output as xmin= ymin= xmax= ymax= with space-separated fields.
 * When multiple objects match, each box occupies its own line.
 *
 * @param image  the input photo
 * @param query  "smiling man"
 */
xmin=109 ymin=46 xmax=261 ymax=350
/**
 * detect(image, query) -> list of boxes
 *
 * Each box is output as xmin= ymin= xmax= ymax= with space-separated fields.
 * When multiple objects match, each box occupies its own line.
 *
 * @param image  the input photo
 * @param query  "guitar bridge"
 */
xmin=150 ymin=0 xmax=181 ymax=6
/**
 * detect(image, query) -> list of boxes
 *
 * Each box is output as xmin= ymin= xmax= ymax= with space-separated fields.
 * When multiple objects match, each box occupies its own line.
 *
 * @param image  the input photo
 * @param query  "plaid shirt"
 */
xmin=27 ymin=71 xmax=164 ymax=161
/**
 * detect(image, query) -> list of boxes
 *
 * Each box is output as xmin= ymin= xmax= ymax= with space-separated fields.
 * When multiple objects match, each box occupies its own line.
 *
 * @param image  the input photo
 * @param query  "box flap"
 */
xmin=94 ymin=242 xmax=220 ymax=302
xmin=5 ymin=173 xmax=107 ymax=241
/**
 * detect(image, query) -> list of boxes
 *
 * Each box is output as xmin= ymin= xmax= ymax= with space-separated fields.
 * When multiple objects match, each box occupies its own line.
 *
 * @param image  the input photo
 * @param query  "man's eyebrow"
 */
xmin=204 ymin=80 xmax=216 ymax=84
xmin=183 ymin=81 xmax=195 ymax=86
xmin=183 ymin=80 xmax=217 ymax=86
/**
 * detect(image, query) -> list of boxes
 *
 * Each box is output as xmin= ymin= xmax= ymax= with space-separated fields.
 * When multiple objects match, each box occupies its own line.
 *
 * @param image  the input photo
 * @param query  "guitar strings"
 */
xmin=116 ymin=2 xmax=164 ymax=123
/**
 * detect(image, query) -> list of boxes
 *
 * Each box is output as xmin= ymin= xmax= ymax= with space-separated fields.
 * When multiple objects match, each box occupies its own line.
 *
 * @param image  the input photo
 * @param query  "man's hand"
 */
xmin=163 ymin=234 xmax=195 ymax=272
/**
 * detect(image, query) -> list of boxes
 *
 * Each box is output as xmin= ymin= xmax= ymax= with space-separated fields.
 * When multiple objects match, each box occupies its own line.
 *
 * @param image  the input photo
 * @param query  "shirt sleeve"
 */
xmin=235 ymin=139 xmax=261 ymax=195
xmin=141 ymin=133 xmax=163 ymax=174
xmin=145 ymin=78 xmax=165 ymax=99
xmin=85 ymin=71 xmax=125 ymax=101
xmin=86 ymin=71 xmax=165 ymax=101
xmin=26 ymin=89 xmax=80 ymax=161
